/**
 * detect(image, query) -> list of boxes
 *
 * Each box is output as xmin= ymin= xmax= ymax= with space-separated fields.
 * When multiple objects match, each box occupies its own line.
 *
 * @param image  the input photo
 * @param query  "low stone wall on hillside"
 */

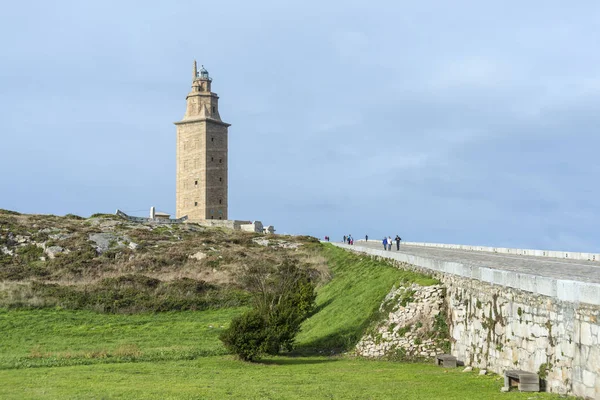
xmin=355 ymin=284 xmax=450 ymax=359
xmin=335 ymin=243 xmax=600 ymax=398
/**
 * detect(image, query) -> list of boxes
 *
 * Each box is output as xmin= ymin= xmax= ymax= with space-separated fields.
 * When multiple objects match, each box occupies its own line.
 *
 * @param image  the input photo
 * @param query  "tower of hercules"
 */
xmin=175 ymin=61 xmax=230 ymax=221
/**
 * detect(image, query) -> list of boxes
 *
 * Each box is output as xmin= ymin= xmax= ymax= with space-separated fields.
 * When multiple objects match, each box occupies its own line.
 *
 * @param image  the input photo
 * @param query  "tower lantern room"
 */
xmin=192 ymin=61 xmax=212 ymax=92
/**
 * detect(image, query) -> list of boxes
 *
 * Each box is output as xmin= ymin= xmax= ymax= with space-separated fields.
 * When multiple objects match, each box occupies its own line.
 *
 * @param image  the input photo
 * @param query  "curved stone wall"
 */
xmin=335 ymin=243 xmax=600 ymax=398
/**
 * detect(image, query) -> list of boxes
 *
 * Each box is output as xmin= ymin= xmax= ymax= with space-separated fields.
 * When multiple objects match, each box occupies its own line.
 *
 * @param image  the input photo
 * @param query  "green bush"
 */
xmin=220 ymin=260 xmax=316 ymax=361
xmin=0 ymin=209 xmax=21 ymax=215
xmin=219 ymin=310 xmax=271 ymax=361
xmin=64 ymin=214 xmax=84 ymax=220
xmin=17 ymin=245 xmax=44 ymax=263
xmin=89 ymin=213 xmax=117 ymax=219
xmin=13 ymin=276 xmax=249 ymax=313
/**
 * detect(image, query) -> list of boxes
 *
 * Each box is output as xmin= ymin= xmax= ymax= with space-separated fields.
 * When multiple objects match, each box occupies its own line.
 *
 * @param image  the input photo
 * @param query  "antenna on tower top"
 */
xmin=193 ymin=60 xmax=198 ymax=80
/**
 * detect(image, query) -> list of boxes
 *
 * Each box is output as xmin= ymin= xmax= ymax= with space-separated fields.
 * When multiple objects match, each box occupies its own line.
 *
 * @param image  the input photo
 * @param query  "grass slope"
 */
xmin=296 ymin=244 xmax=439 ymax=352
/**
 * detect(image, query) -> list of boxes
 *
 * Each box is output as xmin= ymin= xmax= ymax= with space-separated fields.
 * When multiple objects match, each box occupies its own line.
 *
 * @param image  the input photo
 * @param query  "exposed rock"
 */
xmin=355 ymin=283 xmax=448 ymax=360
xmin=462 ymin=366 xmax=473 ymax=372
xmin=252 ymin=238 xmax=301 ymax=249
xmin=15 ymin=235 xmax=28 ymax=244
xmin=45 ymin=246 xmax=64 ymax=259
xmin=189 ymin=251 xmax=206 ymax=260
xmin=88 ymin=233 xmax=118 ymax=254
xmin=479 ymin=369 xmax=487 ymax=375
xmin=49 ymin=233 xmax=72 ymax=241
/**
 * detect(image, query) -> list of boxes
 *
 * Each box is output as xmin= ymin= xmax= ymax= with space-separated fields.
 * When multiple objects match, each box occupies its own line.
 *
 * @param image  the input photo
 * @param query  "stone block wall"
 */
xmin=334 ymin=243 xmax=600 ymax=398
xmin=445 ymin=275 xmax=599 ymax=398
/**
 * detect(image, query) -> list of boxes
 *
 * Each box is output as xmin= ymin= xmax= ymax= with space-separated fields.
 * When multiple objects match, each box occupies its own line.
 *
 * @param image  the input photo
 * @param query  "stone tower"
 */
xmin=175 ymin=61 xmax=230 ymax=221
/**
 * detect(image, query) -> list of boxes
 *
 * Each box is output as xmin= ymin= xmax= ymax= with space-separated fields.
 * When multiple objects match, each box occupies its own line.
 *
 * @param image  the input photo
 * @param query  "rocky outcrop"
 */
xmin=44 ymin=246 xmax=65 ymax=259
xmin=355 ymin=284 xmax=450 ymax=360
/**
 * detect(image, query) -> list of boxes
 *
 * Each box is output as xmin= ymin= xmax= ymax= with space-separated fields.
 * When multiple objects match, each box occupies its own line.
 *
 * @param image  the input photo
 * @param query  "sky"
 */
xmin=1 ymin=1 xmax=599 ymax=252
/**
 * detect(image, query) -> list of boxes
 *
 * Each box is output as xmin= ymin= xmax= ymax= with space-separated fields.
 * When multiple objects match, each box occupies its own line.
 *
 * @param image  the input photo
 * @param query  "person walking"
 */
xmin=382 ymin=237 xmax=387 ymax=250
xmin=388 ymin=236 xmax=392 ymax=251
xmin=365 ymin=234 xmax=368 ymax=242
xmin=343 ymin=235 xmax=347 ymax=243
xmin=395 ymin=235 xmax=401 ymax=250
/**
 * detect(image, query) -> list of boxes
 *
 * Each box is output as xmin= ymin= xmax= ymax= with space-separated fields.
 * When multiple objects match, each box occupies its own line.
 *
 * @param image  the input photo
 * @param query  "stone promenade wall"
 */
xmin=350 ymin=242 xmax=600 ymax=306
xmin=334 ymin=243 xmax=600 ymax=398
xmin=359 ymin=239 xmax=600 ymax=262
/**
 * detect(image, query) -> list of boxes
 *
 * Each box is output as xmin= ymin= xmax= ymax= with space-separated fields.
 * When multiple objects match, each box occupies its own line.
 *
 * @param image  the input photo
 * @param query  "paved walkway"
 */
xmin=348 ymin=241 xmax=600 ymax=284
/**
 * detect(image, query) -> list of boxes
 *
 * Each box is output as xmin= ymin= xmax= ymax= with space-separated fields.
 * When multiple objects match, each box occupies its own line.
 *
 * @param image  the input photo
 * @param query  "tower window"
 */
xmin=219 ymin=177 xmax=222 ymax=182
xmin=219 ymin=199 xmax=222 ymax=204
xmin=211 ymin=216 xmax=213 ymax=219
xmin=219 ymin=216 xmax=221 ymax=219
xmin=211 ymin=137 xmax=214 ymax=142
xmin=211 ymin=157 xmax=214 ymax=161
xmin=212 ymin=106 xmax=215 ymax=113
xmin=194 ymin=180 xmax=198 ymax=185
xmin=219 ymin=158 xmax=222 ymax=163
xmin=194 ymin=201 xmax=198 ymax=206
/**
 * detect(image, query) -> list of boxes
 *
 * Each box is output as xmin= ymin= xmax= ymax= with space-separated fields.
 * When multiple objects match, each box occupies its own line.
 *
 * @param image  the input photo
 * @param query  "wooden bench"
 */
xmin=504 ymin=370 xmax=540 ymax=392
xmin=435 ymin=354 xmax=457 ymax=368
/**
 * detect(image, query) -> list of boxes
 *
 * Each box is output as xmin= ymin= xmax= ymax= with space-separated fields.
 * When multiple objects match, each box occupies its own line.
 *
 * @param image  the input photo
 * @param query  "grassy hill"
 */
xmin=0 ymin=210 xmax=564 ymax=398
xmin=0 ymin=209 xmax=326 ymax=312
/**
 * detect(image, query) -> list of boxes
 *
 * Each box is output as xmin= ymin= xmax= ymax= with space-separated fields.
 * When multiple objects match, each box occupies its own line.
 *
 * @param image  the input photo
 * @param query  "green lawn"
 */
xmin=0 ymin=245 xmax=566 ymax=399
xmin=0 ymin=356 xmax=562 ymax=400
xmin=0 ymin=308 xmax=245 ymax=369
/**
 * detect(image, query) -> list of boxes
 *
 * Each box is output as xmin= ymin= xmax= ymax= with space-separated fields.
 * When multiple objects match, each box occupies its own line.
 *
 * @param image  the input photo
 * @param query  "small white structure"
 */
xmin=240 ymin=221 xmax=264 ymax=233
xmin=150 ymin=207 xmax=170 ymax=221
xmin=116 ymin=209 xmax=187 ymax=224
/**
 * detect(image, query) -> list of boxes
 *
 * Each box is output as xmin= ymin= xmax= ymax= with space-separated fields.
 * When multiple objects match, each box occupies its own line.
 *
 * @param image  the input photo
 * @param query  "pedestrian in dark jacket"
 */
xmin=395 ymin=235 xmax=401 ymax=250
xmin=382 ymin=237 xmax=387 ymax=250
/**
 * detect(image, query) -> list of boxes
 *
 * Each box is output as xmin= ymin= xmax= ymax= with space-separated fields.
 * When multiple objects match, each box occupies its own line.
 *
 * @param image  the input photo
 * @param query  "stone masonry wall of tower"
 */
xmin=175 ymin=62 xmax=230 ymax=221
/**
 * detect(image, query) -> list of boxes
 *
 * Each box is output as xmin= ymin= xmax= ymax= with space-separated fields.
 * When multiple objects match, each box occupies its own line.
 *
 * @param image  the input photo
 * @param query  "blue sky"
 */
xmin=1 ymin=1 xmax=599 ymax=251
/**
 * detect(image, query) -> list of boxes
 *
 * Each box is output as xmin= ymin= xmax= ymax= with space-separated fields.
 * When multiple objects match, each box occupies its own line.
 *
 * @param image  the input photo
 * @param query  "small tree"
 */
xmin=220 ymin=260 xmax=316 ymax=361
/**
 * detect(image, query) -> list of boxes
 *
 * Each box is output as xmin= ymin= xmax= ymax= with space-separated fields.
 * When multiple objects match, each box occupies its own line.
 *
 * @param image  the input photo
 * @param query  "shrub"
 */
xmin=17 ymin=245 xmax=44 ymax=263
xmin=101 ymin=274 xmax=161 ymax=290
xmin=89 ymin=213 xmax=116 ymax=219
xmin=219 ymin=310 xmax=271 ymax=361
xmin=0 ymin=209 xmax=21 ymax=215
xmin=220 ymin=260 xmax=316 ymax=360
xmin=13 ymin=276 xmax=248 ymax=313
xmin=64 ymin=214 xmax=84 ymax=220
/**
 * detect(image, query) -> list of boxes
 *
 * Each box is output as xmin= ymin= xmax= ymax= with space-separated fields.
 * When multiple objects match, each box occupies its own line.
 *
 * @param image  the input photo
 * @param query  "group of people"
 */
xmin=383 ymin=235 xmax=402 ymax=250
xmin=337 ymin=234 xmax=402 ymax=250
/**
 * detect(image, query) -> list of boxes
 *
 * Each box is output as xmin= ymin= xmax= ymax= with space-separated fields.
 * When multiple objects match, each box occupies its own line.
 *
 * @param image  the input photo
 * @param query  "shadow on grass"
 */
xmin=306 ymin=298 xmax=334 ymax=318
xmin=294 ymin=300 xmax=387 ymax=357
xmin=293 ymin=326 xmax=366 ymax=356
xmin=257 ymin=358 xmax=340 ymax=366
